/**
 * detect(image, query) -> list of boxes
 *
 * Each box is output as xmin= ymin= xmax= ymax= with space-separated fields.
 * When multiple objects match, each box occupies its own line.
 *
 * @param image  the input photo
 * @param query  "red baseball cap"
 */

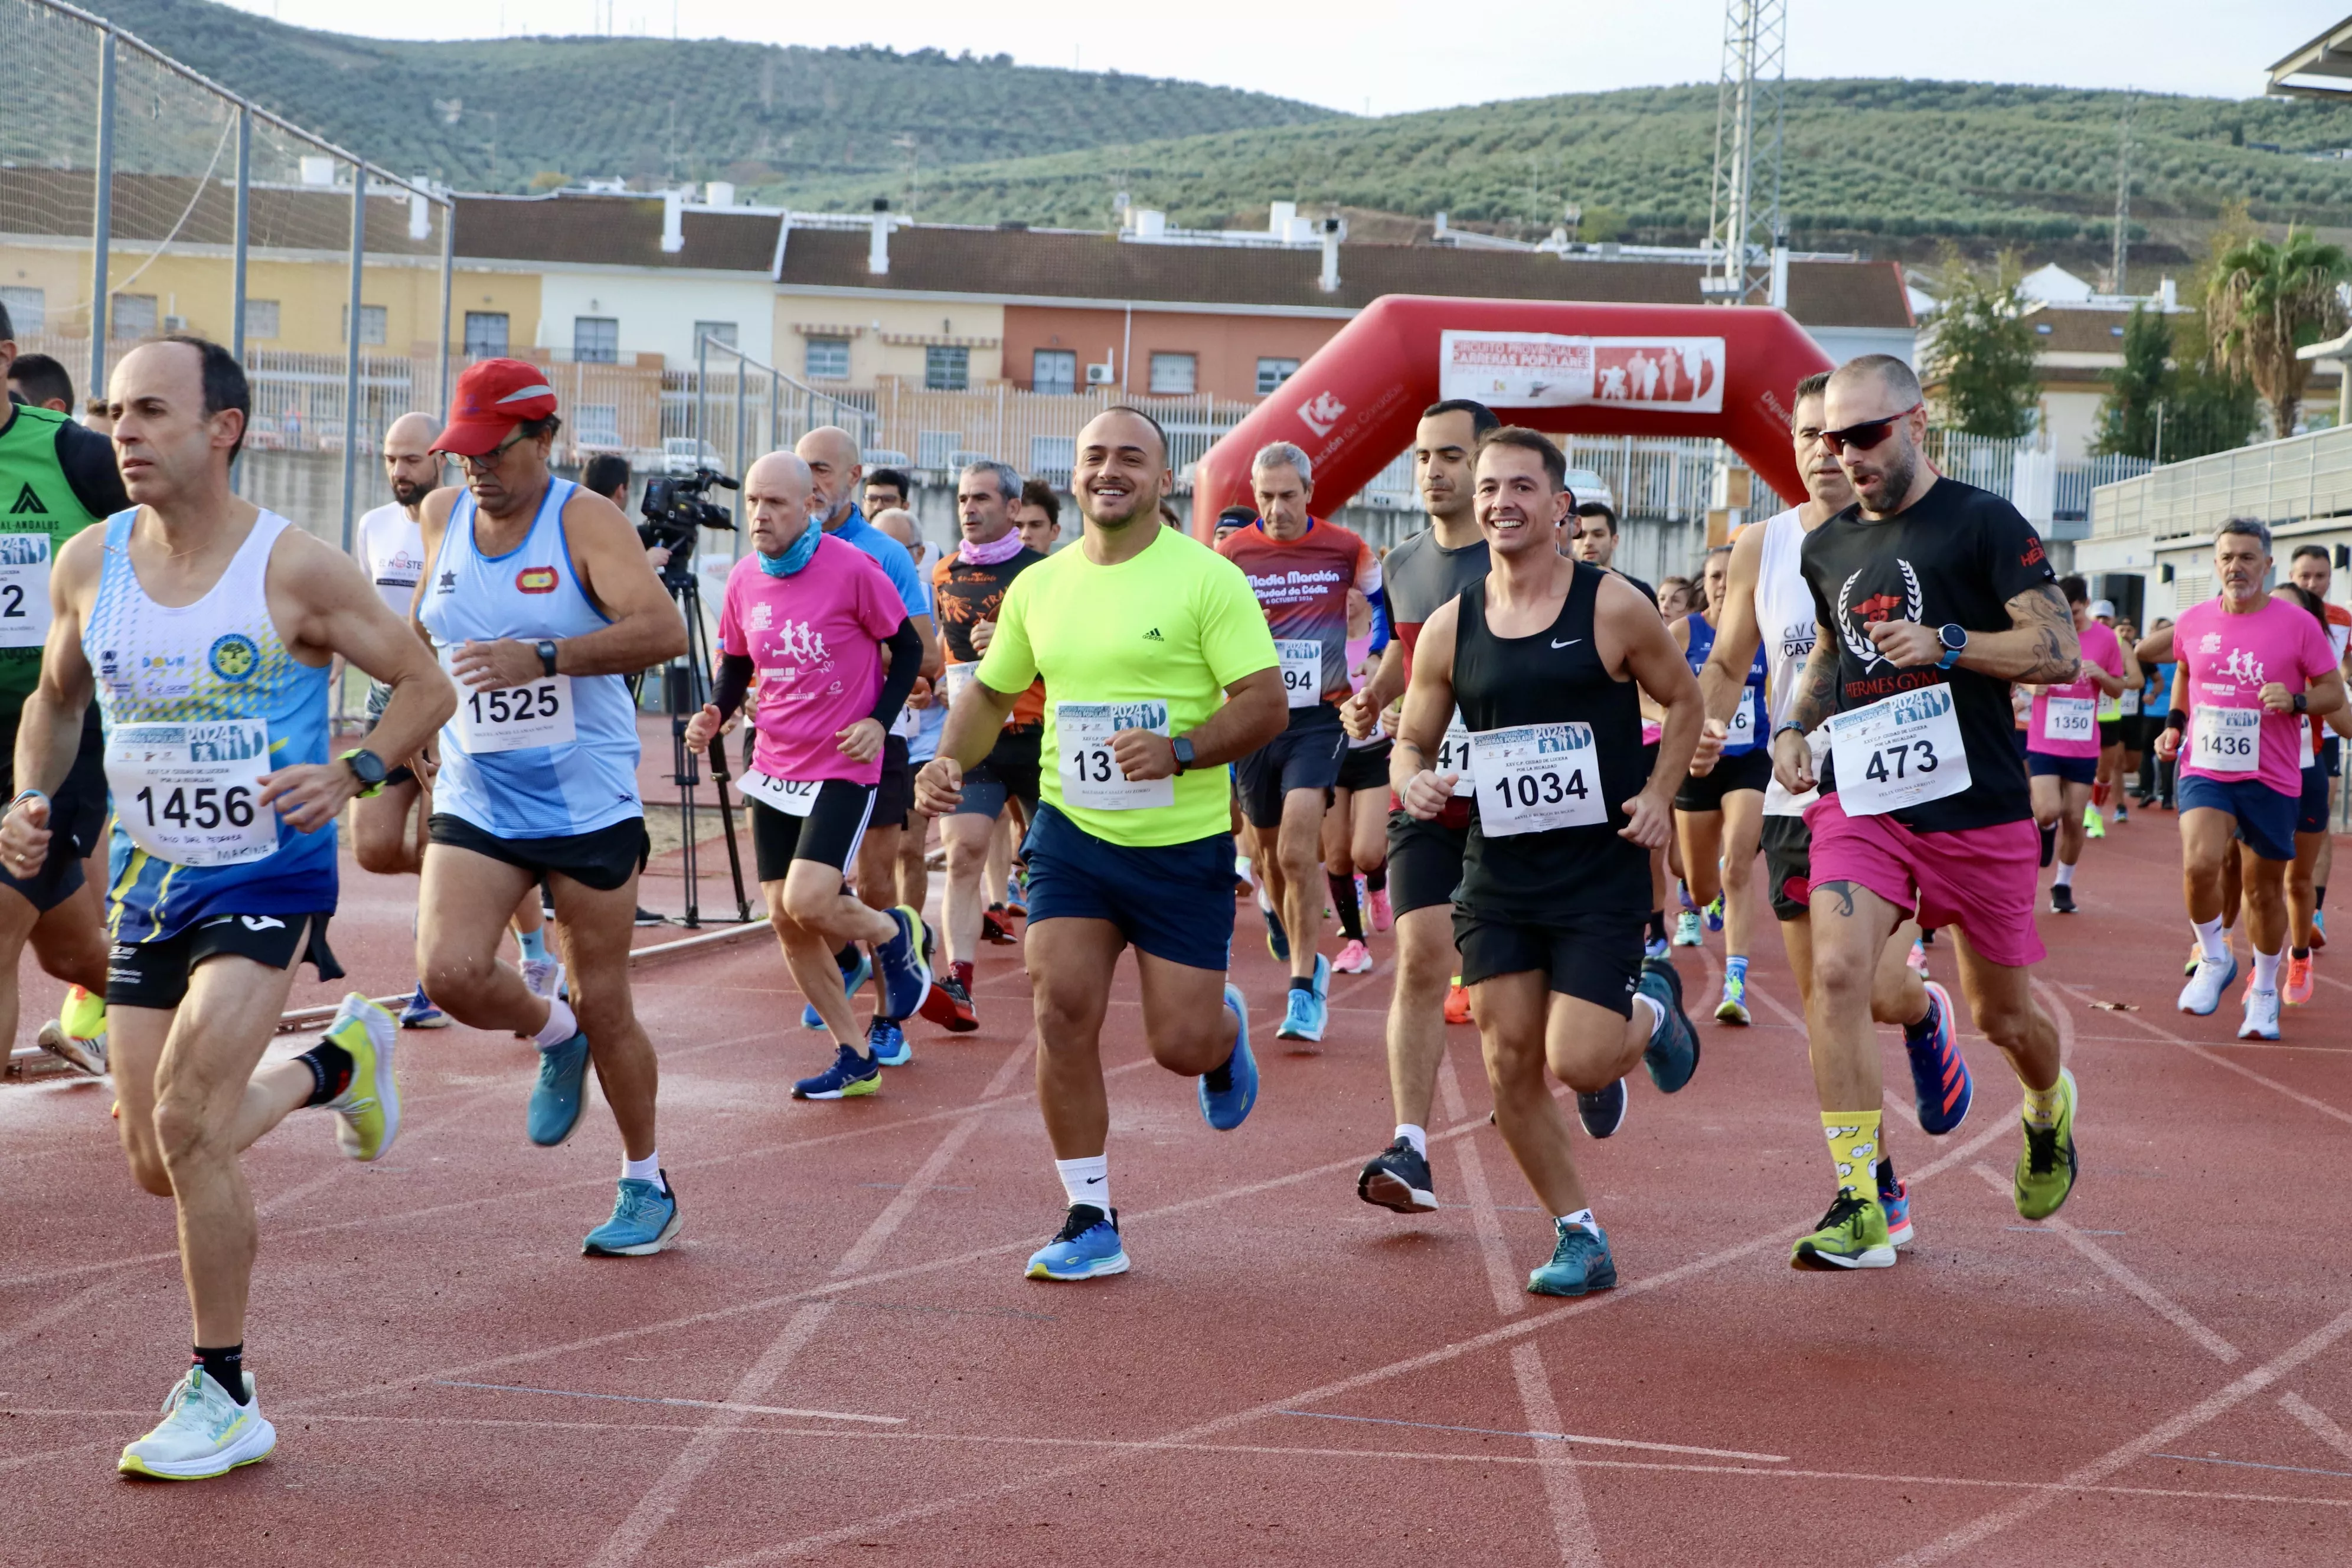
xmin=432 ymin=358 xmax=559 ymax=456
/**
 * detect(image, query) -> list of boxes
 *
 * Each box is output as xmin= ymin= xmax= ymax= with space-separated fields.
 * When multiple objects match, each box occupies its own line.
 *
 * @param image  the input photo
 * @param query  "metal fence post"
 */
xmin=436 ymin=194 xmax=456 ymax=416
xmin=89 ymin=26 xmax=116 ymax=397
xmin=231 ymin=103 xmax=250 ymax=361
xmin=733 ymin=347 xmax=748 ymax=525
xmin=339 ymin=160 xmax=365 ymax=554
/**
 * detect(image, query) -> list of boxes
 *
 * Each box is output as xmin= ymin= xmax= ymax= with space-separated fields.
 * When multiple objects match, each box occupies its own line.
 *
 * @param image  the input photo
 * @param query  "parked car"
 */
xmin=1562 ymin=468 xmax=1616 ymax=515
xmin=662 ymin=437 xmax=726 ymax=475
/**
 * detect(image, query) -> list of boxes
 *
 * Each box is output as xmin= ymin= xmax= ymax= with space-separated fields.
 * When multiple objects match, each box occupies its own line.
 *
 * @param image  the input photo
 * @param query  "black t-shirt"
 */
xmin=1800 ymin=478 xmax=2056 ymax=832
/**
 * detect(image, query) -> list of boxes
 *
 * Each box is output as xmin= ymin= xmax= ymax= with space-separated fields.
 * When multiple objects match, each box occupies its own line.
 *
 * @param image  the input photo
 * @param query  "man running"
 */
xmin=2026 ymin=577 xmax=2133 ymax=914
xmin=1670 ymin=544 xmax=1769 ymax=1019
xmin=2158 ymin=518 xmax=2345 ymax=1040
xmin=870 ymin=505 xmax=943 ymax=917
xmin=2275 ymin=583 xmax=2350 ymax=1004
xmin=1344 ymin=399 xmax=1497 ymax=1214
xmin=683 ymin=452 xmax=929 ymax=1097
xmin=0 ymin=308 xmax=120 ymax=1076
xmin=1217 ymin=440 xmax=1381 ymax=1042
xmin=1770 ymin=354 xmax=2079 ymax=1269
xmin=1325 ymin=584 xmax=1391 ymax=974
xmin=414 ymin=358 xmax=688 ymax=1255
xmin=2288 ymin=543 xmax=2350 ymax=949
xmin=1694 ymin=374 xmax=1968 ymax=1252
xmin=914 ymin=406 xmax=1284 ymax=1281
xmin=1565 ymin=499 xmax=1673 ymax=956
xmin=2 ymin=335 xmax=449 ymax=1476
xmin=1393 ymin=426 xmax=1701 ymax=1296
xmin=920 ymin=460 xmax=1049 ymax=1034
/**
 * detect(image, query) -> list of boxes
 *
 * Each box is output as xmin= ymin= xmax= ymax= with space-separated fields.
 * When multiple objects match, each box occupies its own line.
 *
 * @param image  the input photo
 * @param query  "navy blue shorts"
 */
xmin=2324 ymin=734 xmax=2341 ymax=780
xmin=2300 ymin=766 xmax=2330 ymax=837
xmin=2177 ymin=773 xmax=2299 ymax=863
xmin=1021 ymin=801 xmax=1234 ymax=971
xmin=1233 ymin=717 xmax=1348 ymax=829
xmin=2027 ymin=752 xmax=2099 ymax=786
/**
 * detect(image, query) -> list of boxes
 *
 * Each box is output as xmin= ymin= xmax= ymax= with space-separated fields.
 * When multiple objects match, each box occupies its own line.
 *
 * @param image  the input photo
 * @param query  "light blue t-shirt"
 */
xmin=825 ymin=507 xmax=930 ymax=617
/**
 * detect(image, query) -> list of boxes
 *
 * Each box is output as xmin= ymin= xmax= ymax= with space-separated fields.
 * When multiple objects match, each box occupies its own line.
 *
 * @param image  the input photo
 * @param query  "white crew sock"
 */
xmin=1056 ymin=1154 xmax=1109 ymax=1212
xmin=1557 ymin=1207 xmax=1600 ymax=1238
xmin=2251 ymin=948 xmax=2282 ymax=994
xmin=533 ymin=996 xmax=578 ymax=1050
xmin=1632 ymin=989 xmax=1665 ymax=1039
xmin=622 ymin=1152 xmax=665 ymax=1193
xmin=1394 ymin=1123 xmax=1428 ymax=1158
xmin=2193 ymin=917 xmax=2228 ymax=964
xmin=2053 ymin=862 xmax=2075 ymax=888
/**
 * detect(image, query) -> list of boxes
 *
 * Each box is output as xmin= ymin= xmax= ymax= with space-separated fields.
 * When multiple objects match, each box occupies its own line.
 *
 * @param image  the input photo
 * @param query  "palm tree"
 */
xmin=2203 ymin=226 xmax=2351 ymax=437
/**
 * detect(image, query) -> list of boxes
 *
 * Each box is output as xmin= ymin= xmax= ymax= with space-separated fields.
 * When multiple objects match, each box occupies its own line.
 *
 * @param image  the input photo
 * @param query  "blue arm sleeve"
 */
xmin=1366 ymin=587 xmax=1390 ymax=654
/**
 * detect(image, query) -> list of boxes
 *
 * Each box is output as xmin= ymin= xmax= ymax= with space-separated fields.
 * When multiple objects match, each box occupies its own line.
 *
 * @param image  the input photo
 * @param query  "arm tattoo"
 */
xmin=1815 ymin=878 xmax=1859 ymax=918
xmin=2004 ymin=584 xmax=2082 ymax=685
xmin=1787 ymin=631 xmax=1841 ymax=732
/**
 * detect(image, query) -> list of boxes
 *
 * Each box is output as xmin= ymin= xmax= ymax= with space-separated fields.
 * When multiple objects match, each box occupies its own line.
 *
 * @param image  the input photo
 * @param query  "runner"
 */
xmin=913 ymin=405 xmax=1285 ymax=1281
xmin=2157 ymin=518 xmax=2345 ymax=1038
xmin=2274 ymin=583 xmax=2351 ymax=1004
xmin=1342 ymin=398 xmax=1496 ymax=1214
xmin=870 ymin=506 xmax=943 ymax=917
xmin=1217 ymin=440 xmax=1382 ymax=1041
xmin=927 ymin=459 xmax=1049 ymax=1033
xmin=1 ymin=335 xmax=450 ymax=1476
xmin=2288 ymin=544 xmax=2350 ymax=951
xmin=0 ymin=311 xmax=121 ymax=1077
xmin=2026 ymin=577 xmax=2134 ymax=914
xmin=1565 ymin=500 xmax=1673 ymax=958
xmin=2088 ymin=598 xmax=2129 ymax=836
xmin=1670 ymin=544 xmax=1768 ymax=1020
xmin=413 ymin=357 xmax=688 ymax=1255
xmin=682 ymin=451 xmax=930 ymax=1096
xmin=1694 ymin=371 xmax=1967 ymax=1253
xmin=1324 ymin=584 xmax=1391 ymax=975
xmin=1391 ymin=425 xmax=1701 ymax=1295
xmin=1770 ymin=353 xmax=2079 ymax=1269
xmin=351 ymin=412 xmax=561 ymax=1030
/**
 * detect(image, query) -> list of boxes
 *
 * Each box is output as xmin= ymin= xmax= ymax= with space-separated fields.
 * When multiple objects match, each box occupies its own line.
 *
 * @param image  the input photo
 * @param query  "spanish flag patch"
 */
xmin=515 ymin=565 xmax=560 ymax=594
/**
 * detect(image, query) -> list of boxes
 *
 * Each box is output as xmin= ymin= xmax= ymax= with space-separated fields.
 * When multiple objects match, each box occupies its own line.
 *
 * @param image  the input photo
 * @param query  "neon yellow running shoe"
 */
xmin=2014 ymin=1067 xmax=2079 ymax=1221
xmin=118 ymin=1367 xmax=276 ymax=1479
xmin=1791 ymin=1193 xmax=1896 ymax=1270
xmin=322 ymin=992 xmax=400 ymax=1162
xmin=2082 ymin=805 xmax=2106 ymax=839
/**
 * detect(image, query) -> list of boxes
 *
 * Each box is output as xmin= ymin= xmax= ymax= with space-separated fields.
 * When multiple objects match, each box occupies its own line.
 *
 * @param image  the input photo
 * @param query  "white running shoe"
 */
xmin=117 ymin=1368 xmax=276 ymax=1479
xmin=521 ymin=957 xmax=566 ymax=1004
xmin=2178 ymin=951 xmax=2237 ymax=1017
xmin=2238 ymin=984 xmax=2281 ymax=1041
xmin=35 ymin=1017 xmax=106 ymax=1076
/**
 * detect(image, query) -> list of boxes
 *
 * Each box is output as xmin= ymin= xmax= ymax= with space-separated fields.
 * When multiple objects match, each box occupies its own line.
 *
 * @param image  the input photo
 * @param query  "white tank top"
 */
xmin=1753 ymin=506 xmax=1823 ymax=818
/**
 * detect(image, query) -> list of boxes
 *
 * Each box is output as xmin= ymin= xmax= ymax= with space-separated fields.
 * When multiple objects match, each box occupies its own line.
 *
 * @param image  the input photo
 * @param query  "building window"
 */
xmin=463 ymin=311 xmax=508 ymax=358
xmin=341 ymin=303 xmax=387 ymax=346
xmin=0 ymin=286 xmax=45 ymax=335
xmin=1148 ymin=352 xmax=1197 ymax=396
xmin=1032 ymin=349 xmax=1077 ymax=395
xmin=1256 ymin=357 xmax=1300 ymax=395
xmin=925 ymin=345 xmax=969 ymax=391
xmin=245 ymin=299 xmax=280 ymax=341
xmin=805 ymin=337 xmax=850 ymax=381
xmin=692 ymin=321 xmax=737 ymax=351
xmin=573 ymin=315 xmax=619 ymax=364
xmin=112 ymin=293 xmax=158 ymax=338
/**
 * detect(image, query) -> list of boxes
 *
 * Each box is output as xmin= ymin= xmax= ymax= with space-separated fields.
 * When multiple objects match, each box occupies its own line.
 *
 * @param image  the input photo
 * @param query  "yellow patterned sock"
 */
xmin=1821 ymin=1111 xmax=1883 ymax=1203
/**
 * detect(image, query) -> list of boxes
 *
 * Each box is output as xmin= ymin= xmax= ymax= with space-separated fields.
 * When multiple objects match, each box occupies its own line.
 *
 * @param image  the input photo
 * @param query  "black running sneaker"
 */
xmin=2049 ymin=884 xmax=2077 ymax=915
xmin=1577 ymin=1077 xmax=1628 ymax=1138
xmin=1357 ymin=1139 xmax=1438 ymax=1213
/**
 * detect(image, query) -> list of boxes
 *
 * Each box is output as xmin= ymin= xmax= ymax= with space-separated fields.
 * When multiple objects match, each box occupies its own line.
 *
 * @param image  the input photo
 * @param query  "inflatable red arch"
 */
xmin=1191 ymin=296 xmax=1835 ymax=535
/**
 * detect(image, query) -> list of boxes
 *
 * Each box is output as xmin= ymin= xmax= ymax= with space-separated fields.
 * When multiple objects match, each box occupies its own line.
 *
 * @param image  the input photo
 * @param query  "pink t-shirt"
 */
xmin=718 ymin=535 xmax=909 ymax=786
xmin=2028 ymin=617 xmax=2122 ymax=759
xmin=2175 ymin=596 xmax=2338 ymax=796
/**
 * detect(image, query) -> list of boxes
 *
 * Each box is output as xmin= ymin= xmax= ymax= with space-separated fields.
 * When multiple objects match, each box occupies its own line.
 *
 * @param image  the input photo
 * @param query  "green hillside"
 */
xmin=778 ymin=79 xmax=2352 ymax=257
xmin=76 ymin=0 xmax=1337 ymax=194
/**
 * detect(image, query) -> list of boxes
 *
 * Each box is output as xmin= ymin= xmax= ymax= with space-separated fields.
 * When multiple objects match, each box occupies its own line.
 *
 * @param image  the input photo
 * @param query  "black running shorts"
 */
xmin=750 ymin=780 xmax=877 ymax=881
xmin=0 ymin=711 xmax=107 ymax=914
xmin=1452 ymin=907 xmax=1644 ymax=1019
xmin=1672 ymin=748 xmax=1772 ymax=814
xmin=429 ymin=813 xmax=649 ymax=893
xmin=1759 ymin=814 xmax=1813 ymax=923
xmin=108 ymin=913 xmax=341 ymax=1011
xmin=1387 ymin=806 xmax=1469 ymax=918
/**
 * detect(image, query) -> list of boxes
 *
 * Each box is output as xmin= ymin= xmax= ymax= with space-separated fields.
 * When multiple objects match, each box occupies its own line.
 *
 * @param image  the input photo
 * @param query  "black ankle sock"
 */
xmin=1327 ymin=871 xmax=1363 ymax=940
xmin=2294 ymin=946 xmax=2311 ymax=960
xmin=834 ymin=942 xmax=860 ymax=970
xmin=1875 ymin=1155 xmax=1897 ymax=1195
xmin=194 ymin=1344 xmax=247 ymax=1402
xmin=1366 ymin=867 xmax=1386 ymax=894
xmin=1289 ymin=976 xmax=1315 ymax=993
xmin=1647 ymin=911 xmax=1667 ymax=942
xmin=2038 ymin=824 xmax=2057 ymax=868
xmin=2318 ymin=884 xmax=2328 ymax=912
xmin=296 ymin=1041 xmax=354 ymax=1107
xmin=1203 ymin=1056 xmax=1233 ymax=1092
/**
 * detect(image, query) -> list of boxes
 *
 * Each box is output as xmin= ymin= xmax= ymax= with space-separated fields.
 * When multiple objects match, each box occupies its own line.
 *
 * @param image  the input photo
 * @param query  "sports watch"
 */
xmin=1935 ymin=624 xmax=1967 ymax=671
xmin=1170 ymin=736 xmax=1196 ymax=775
xmin=535 ymin=639 xmax=560 ymax=677
xmin=341 ymin=747 xmax=389 ymax=798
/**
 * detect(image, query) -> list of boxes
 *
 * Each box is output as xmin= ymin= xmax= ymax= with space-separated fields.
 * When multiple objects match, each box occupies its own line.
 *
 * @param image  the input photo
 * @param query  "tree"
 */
xmin=2204 ymin=224 xmax=2351 ymax=437
xmin=1922 ymin=249 xmax=2041 ymax=439
xmin=2163 ymin=321 xmax=2263 ymax=460
xmin=2092 ymin=303 xmax=2171 ymax=458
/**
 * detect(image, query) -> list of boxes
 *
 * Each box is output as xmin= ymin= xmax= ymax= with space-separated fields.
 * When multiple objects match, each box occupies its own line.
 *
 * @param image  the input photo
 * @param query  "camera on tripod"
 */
xmin=638 ymin=466 xmax=738 ymax=582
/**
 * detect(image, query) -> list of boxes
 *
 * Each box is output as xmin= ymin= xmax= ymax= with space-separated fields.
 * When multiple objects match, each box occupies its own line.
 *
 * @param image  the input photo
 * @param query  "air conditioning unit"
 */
xmin=1084 ymin=362 xmax=1116 ymax=386
xmin=162 ymin=315 xmax=186 ymax=331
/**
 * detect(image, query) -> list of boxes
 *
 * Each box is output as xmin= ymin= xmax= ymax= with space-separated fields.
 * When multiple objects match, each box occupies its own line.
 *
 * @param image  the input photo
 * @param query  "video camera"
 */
xmin=638 ymin=467 xmax=739 ymax=580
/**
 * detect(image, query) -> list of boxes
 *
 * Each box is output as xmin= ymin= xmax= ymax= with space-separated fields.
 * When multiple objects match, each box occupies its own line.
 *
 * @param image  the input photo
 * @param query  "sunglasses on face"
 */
xmin=1819 ymin=404 xmax=1921 ymax=456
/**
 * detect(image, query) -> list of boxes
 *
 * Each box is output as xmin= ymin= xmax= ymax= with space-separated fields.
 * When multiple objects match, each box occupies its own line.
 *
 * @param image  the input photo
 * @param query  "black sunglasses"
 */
xmin=1819 ymin=403 xmax=1920 ymax=455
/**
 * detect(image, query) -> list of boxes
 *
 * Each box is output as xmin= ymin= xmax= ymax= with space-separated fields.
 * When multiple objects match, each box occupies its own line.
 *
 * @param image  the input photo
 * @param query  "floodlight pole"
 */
xmin=89 ymin=27 xmax=116 ymax=397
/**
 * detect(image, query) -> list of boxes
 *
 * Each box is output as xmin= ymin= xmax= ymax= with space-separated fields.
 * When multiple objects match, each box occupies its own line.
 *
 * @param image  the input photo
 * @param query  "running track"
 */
xmin=4 ymin=813 xmax=2350 ymax=1565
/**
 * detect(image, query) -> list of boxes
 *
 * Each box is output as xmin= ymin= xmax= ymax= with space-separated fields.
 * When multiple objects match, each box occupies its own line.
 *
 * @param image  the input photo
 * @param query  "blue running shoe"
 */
xmin=793 ymin=1041 xmax=880 ymax=1100
xmin=398 ymin=983 xmax=449 ymax=1030
xmin=873 ymin=905 xmax=932 ymax=1021
xmin=1528 ymin=1220 xmax=1618 ymax=1296
xmin=1263 ymin=904 xmax=1290 ymax=962
xmin=1879 ymin=1170 xmax=1915 ymax=1249
xmin=1577 ymin=1076 xmax=1628 ymax=1138
xmin=867 ymin=1016 xmax=911 ymax=1067
xmin=1198 ymin=984 xmax=1259 ymax=1131
xmin=802 ymin=949 xmax=871 ymax=1031
xmin=527 ymin=1031 xmax=592 ymax=1146
xmin=1276 ymin=955 xmax=1331 ymax=1043
xmin=1637 ymin=958 xmax=1700 ymax=1094
xmin=583 ymin=1174 xmax=681 ymax=1256
xmin=1903 ymin=979 xmax=1972 ymax=1136
xmin=1703 ymin=894 xmax=1724 ymax=933
xmin=1643 ymin=933 xmax=1671 ymax=962
xmin=1024 ymin=1205 xmax=1129 ymax=1280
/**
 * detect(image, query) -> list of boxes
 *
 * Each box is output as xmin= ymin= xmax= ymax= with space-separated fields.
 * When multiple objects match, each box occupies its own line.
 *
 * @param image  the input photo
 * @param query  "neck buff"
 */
xmin=758 ymin=518 xmax=823 ymax=577
xmin=959 ymin=527 xmax=1025 ymax=567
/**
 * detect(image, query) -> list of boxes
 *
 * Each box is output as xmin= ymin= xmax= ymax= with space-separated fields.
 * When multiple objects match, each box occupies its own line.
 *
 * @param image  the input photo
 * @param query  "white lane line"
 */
xmin=1968 ymin=1164 xmax=2239 ymax=1364
xmin=435 ymin=1381 xmax=903 ymax=1425
xmin=1513 ymin=1341 xmax=1606 ymax=1567
xmin=1881 ymin=1299 xmax=2352 ymax=1567
xmin=1436 ymin=1056 xmax=1530 ymax=1321
xmin=1277 ymin=1407 xmax=1789 ymax=1464
xmin=2280 ymin=1391 xmax=2352 ymax=1465
xmin=2147 ymin=1451 xmax=2352 ymax=1481
xmin=2056 ymin=981 xmax=2352 ymax=1130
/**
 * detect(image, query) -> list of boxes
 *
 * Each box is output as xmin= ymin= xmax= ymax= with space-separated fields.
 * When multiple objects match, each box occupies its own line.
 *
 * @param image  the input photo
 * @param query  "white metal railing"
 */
xmin=2092 ymin=421 xmax=2352 ymax=541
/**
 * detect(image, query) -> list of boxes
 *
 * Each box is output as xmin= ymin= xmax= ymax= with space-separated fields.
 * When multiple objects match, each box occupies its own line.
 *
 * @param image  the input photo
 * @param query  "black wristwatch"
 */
xmin=2293 ymin=692 xmax=2309 ymax=715
xmin=535 ymin=639 xmax=560 ymax=678
xmin=1170 ymin=736 xmax=1196 ymax=775
xmin=341 ymin=747 xmax=389 ymax=798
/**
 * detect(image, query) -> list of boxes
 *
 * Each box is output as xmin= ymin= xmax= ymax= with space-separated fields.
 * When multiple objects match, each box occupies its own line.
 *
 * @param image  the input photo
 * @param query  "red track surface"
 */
xmin=5 ymin=814 xmax=2351 ymax=1565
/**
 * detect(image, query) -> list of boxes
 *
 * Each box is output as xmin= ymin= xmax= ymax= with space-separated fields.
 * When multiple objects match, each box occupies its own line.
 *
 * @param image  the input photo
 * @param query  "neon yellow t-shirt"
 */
xmin=976 ymin=525 xmax=1276 ymax=847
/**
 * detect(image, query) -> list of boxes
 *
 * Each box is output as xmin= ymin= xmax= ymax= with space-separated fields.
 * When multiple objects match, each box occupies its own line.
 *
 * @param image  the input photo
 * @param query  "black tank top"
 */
xmin=1453 ymin=561 xmax=1652 ymax=920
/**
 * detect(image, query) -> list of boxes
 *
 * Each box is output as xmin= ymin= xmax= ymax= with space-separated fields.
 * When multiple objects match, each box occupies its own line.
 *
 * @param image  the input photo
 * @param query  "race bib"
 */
xmin=2191 ymin=706 xmax=2259 ymax=775
xmin=1435 ymin=709 xmax=1477 ymax=798
xmin=2118 ymin=689 xmax=2140 ymax=717
xmin=1725 ymin=687 xmax=1761 ymax=752
xmin=942 ymin=661 xmax=1011 ymax=730
xmin=1828 ymin=684 xmax=1970 ymax=816
xmin=443 ymin=648 xmax=576 ymax=755
xmin=1276 ymin=639 xmax=1322 ymax=709
xmin=2303 ymin=717 xmax=2318 ymax=772
xmin=104 ymin=718 xmax=276 ymax=867
xmin=1056 ymin=700 xmax=1173 ymax=811
xmin=739 ymin=769 xmax=819 ymax=817
xmin=2041 ymin=695 xmax=2096 ymax=746
xmin=0 ymin=535 xmax=53 ymax=649
xmin=2096 ymin=691 xmax=2122 ymax=721
xmin=1469 ymin=721 xmax=1605 ymax=837
xmin=890 ymin=703 xmax=922 ymax=741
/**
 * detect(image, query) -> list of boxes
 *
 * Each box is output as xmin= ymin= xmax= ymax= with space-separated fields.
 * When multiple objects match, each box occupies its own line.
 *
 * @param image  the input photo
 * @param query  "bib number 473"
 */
xmin=1861 ymin=737 xmax=1938 ymax=784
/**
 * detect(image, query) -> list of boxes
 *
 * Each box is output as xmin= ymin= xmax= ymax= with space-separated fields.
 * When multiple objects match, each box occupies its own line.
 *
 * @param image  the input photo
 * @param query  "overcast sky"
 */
xmin=215 ymin=0 xmax=2341 ymax=116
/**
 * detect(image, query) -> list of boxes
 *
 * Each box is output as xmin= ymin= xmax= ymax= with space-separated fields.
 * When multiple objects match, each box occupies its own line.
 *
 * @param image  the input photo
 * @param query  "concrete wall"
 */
xmin=1001 ymin=305 xmax=1341 ymax=400
xmin=771 ymin=293 xmax=1004 ymax=388
xmin=536 ymin=269 xmax=777 ymax=368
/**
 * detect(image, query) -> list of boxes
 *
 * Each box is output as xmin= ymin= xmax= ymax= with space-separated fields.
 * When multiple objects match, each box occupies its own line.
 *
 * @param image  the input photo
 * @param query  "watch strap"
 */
xmin=339 ymin=748 xmax=386 ymax=799
xmin=537 ymin=639 xmax=559 ymax=677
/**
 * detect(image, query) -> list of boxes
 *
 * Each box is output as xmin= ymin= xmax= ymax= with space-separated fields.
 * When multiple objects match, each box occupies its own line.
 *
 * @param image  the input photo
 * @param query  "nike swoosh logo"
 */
xmin=1083 ymin=1176 xmax=1104 ymax=1185
xmin=1551 ymin=638 xmax=1582 ymax=649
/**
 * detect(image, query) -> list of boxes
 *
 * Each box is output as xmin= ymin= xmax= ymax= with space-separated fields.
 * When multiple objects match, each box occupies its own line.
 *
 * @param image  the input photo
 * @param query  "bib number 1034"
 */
xmin=1468 ymin=721 xmax=1605 ymax=836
